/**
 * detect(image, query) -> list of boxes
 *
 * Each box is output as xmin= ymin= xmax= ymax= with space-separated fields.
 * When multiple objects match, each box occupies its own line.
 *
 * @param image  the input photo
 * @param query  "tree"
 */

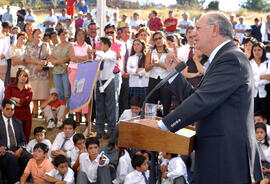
xmin=241 ymin=0 xmax=270 ymax=11
xmin=207 ymin=1 xmax=219 ymax=10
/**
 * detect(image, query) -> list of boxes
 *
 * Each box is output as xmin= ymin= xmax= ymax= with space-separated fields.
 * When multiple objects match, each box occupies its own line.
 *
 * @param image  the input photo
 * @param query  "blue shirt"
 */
xmin=78 ymin=4 xmax=88 ymax=13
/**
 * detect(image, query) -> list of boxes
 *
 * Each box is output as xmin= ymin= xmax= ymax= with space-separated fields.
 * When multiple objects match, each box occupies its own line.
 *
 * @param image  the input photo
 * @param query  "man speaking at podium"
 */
xmin=140 ymin=12 xmax=263 ymax=183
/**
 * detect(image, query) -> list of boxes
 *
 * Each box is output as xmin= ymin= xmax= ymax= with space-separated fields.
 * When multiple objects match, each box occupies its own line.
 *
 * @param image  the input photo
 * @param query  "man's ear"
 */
xmin=212 ymin=24 xmax=219 ymax=37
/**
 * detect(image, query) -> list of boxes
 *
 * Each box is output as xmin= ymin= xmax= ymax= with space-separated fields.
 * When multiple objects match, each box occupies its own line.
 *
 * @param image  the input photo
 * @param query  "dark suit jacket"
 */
xmin=163 ymin=41 xmax=263 ymax=183
xmin=0 ymin=115 xmax=27 ymax=149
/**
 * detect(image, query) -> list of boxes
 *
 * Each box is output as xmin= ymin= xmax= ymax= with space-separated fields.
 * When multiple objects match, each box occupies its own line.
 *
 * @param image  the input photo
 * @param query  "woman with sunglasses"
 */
xmin=4 ymin=68 xmax=32 ymax=142
xmin=145 ymin=31 xmax=173 ymax=116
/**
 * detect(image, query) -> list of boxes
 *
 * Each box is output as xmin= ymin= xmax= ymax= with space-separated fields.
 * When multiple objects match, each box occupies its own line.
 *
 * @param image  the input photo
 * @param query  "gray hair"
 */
xmin=206 ymin=12 xmax=233 ymax=40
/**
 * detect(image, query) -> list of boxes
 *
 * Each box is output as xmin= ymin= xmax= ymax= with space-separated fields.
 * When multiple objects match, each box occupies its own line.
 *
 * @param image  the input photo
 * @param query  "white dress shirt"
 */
xmin=70 ymin=146 xmax=85 ymax=167
xmin=82 ymin=18 xmax=92 ymax=29
xmin=46 ymin=168 xmax=74 ymax=184
xmin=158 ymin=40 xmax=231 ymax=131
xmin=178 ymin=20 xmax=193 ymax=34
xmin=235 ymin=23 xmax=247 ymax=43
xmin=177 ymin=43 xmax=192 ymax=63
xmin=58 ymin=15 xmax=70 ymax=27
xmin=26 ymin=138 xmax=51 ymax=154
xmin=0 ymin=79 xmax=4 ymax=110
xmin=24 ymin=14 xmax=36 ymax=23
xmin=50 ymin=132 xmax=75 ymax=158
xmin=148 ymin=49 xmax=169 ymax=79
xmin=124 ymin=170 xmax=149 ymax=184
xmin=250 ymin=59 xmax=270 ymax=98
xmin=113 ymin=149 xmax=134 ymax=184
xmin=96 ymin=49 xmax=117 ymax=81
xmin=0 ymin=37 xmax=10 ymax=66
xmin=257 ymin=140 xmax=270 ymax=163
xmin=2 ymin=115 xmax=17 ymax=149
xmin=166 ymin=156 xmax=188 ymax=182
xmin=79 ymin=152 xmax=109 ymax=183
xmin=119 ymin=109 xmax=138 ymax=122
xmin=127 ymin=54 xmax=149 ymax=87
xmin=260 ymin=22 xmax=270 ymax=42
xmin=44 ymin=15 xmax=57 ymax=28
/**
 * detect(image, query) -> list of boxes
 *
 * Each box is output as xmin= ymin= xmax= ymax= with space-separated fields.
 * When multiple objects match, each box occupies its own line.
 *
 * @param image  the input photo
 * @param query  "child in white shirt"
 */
xmin=70 ymin=133 xmax=86 ymax=171
xmin=44 ymin=155 xmax=75 ymax=184
xmin=124 ymin=154 xmax=149 ymax=184
xmin=26 ymin=126 xmax=51 ymax=154
xmin=161 ymin=152 xmax=188 ymax=184
xmin=119 ymin=96 xmax=142 ymax=122
xmin=77 ymin=137 xmax=110 ymax=184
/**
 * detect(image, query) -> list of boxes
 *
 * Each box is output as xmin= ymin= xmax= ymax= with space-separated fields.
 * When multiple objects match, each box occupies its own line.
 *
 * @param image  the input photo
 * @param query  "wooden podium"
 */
xmin=118 ymin=120 xmax=195 ymax=155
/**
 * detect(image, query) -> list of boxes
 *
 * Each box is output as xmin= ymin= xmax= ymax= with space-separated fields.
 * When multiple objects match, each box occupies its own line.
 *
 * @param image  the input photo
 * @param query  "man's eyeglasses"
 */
xmin=106 ymin=31 xmax=114 ymax=34
xmin=154 ymin=37 xmax=163 ymax=41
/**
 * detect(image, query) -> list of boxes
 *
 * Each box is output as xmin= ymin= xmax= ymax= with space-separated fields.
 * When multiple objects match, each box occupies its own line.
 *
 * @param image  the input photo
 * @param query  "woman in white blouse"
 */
xmin=249 ymin=42 xmax=270 ymax=113
xmin=127 ymin=38 xmax=149 ymax=101
xmin=145 ymin=31 xmax=172 ymax=116
xmin=9 ymin=32 xmax=27 ymax=83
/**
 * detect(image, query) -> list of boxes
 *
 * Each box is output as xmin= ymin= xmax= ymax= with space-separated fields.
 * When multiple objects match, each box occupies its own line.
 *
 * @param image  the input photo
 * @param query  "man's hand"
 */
xmin=162 ymin=172 xmax=168 ymax=179
xmin=160 ymin=164 xmax=166 ymax=172
xmin=14 ymin=147 xmax=23 ymax=158
xmin=0 ymin=146 xmax=6 ymax=157
xmin=136 ymin=119 xmax=160 ymax=129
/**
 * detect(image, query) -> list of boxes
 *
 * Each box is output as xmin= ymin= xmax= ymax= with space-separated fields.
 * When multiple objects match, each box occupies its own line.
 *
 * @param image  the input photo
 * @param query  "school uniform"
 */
xmin=26 ymin=138 xmax=51 ymax=154
xmin=50 ymin=132 xmax=75 ymax=158
xmin=113 ymin=149 xmax=134 ymax=184
xmin=95 ymin=50 xmax=117 ymax=136
xmin=166 ymin=157 xmax=188 ymax=184
xmin=257 ymin=140 xmax=270 ymax=178
xmin=46 ymin=167 xmax=75 ymax=184
xmin=124 ymin=170 xmax=149 ymax=184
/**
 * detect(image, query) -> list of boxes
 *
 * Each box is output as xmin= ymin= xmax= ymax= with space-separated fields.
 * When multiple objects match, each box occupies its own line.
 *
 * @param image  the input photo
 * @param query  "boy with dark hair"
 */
xmin=119 ymin=96 xmax=143 ymax=121
xmin=124 ymin=154 xmax=149 ymax=183
xmin=20 ymin=143 xmax=54 ymax=184
xmin=50 ymin=118 xmax=76 ymax=159
xmin=95 ymin=37 xmax=117 ymax=139
xmin=254 ymin=110 xmax=270 ymax=137
xmin=44 ymin=155 xmax=75 ymax=184
xmin=26 ymin=126 xmax=51 ymax=154
xmin=160 ymin=152 xmax=188 ymax=184
xmin=77 ymin=137 xmax=110 ymax=184
xmin=70 ymin=133 xmax=86 ymax=171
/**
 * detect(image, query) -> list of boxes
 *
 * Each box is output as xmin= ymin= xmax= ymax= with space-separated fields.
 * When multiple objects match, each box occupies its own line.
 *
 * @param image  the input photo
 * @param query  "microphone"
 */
xmin=140 ymin=62 xmax=186 ymax=119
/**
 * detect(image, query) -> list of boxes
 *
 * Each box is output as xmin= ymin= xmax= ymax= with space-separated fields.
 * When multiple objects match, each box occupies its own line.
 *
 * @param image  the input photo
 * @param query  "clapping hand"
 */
xmin=165 ymin=52 xmax=181 ymax=72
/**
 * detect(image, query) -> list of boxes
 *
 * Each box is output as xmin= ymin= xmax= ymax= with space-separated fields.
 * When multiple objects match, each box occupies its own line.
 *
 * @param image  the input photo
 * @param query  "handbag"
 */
xmin=38 ymin=43 xmax=49 ymax=71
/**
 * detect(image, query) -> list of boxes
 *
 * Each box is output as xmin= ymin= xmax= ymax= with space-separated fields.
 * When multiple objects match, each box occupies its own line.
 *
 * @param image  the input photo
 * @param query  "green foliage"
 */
xmin=0 ymin=0 xmax=10 ymax=6
xmin=176 ymin=0 xmax=200 ymax=5
xmin=207 ymin=1 xmax=219 ymax=10
xmin=241 ymin=0 xmax=270 ymax=11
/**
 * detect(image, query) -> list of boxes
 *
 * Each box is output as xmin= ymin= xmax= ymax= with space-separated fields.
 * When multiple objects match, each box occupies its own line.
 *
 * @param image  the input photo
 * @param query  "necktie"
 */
xmin=61 ymin=173 xmax=65 ymax=180
xmin=124 ymin=43 xmax=129 ymax=73
xmin=204 ymin=60 xmax=210 ymax=74
xmin=258 ymin=142 xmax=266 ymax=161
xmin=92 ymin=38 xmax=96 ymax=59
xmin=188 ymin=46 xmax=194 ymax=59
xmin=8 ymin=119 xmax=16 ymax=149
xmin=60 ymin=138 xmax=68 ymax=152
xmin=142 ymin=172 xmax=148 ymax=184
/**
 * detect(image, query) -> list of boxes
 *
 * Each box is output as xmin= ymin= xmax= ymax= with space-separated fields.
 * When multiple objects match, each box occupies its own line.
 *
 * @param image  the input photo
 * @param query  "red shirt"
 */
xmin=4 ymin=84 xmax=33 ymax=120
xmin=164 ymin=17 xmax=178 ymax=32
xmin=65 ymin=0 xmax=77 ymax=7
xmin=148 ymin=17 xmax=163 ymax=31
xmin=47 ymin=99 xmax=64 ymax=109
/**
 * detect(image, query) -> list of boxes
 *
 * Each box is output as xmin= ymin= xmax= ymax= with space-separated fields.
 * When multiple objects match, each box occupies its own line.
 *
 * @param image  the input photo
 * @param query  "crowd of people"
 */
xmin=0 ymin=1 xmax=270 ymax=184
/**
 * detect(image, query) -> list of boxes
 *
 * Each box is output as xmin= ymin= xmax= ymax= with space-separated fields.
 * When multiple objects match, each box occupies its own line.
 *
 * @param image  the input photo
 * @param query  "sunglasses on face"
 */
xmin=106 ymin=31 xmax=114 ymax=34
xmin=154 ymin=37 xmax=163 ymax=41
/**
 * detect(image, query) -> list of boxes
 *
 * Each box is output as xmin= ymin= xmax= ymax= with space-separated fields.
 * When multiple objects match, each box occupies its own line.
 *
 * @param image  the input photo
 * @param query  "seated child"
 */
xmin=254 ymin=111 xmax=270 ymax=137
xmin=70 ymin=133 xmax=86 ymax=171
xmin=160 ymin=152 xmax=188 ymax=184
xmin=44 ymin=155 xmax=75 ymax=184
xmin=20 ymin=143 xmax=54 ymax=184
xmin=26 ymin=126 xmax=51 ymax=154
xmin=50 ymin=118 xmax=76 ymax=160
xmin=255 ymin=122 xmax=270 ymax=182
xmin=41 ymin=88 xmax=66 ymax=129
xmin=119 ymin=96 xmax=142 ymax=121
xmin=124 ymin=155 xmax=149 ymax=184
xmin=113 ymin=141 xmax=134 ymax=184
xmin=77 ymin=137 xmax=110 ymax=184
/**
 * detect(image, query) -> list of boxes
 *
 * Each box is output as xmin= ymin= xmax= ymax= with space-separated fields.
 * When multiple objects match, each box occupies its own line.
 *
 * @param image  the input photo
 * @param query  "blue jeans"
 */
xmin=53 ymin=72 xmax=71 ymax=110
